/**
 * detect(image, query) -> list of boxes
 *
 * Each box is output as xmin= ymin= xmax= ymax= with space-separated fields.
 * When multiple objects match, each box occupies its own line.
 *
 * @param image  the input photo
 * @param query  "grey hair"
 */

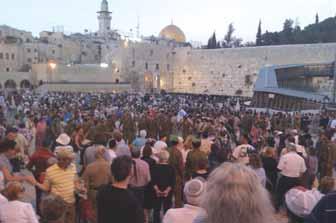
xmin=139 ymin=130 xmax=147 ymax=138
xmin=201 ymin=163 xmax=275 ymax=223
xmin=287 ymin=143 xmax=297 ymax=152
xmin=158 ymin=150 xmax=170 ymax=163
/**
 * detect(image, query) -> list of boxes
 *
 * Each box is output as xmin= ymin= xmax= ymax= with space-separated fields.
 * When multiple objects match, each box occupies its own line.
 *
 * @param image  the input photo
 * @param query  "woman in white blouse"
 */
xmin=0 ymin=181 xmax=38 ymax=223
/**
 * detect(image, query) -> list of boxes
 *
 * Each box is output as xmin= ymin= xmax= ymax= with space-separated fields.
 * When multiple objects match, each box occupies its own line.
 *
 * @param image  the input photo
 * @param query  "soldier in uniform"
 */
xmin=137 ymin=114 xmax=147 ymax=134
xmin=293 ymin=113 xmax=301 ymax=131
xmin=185 ymin=137 xmax=207 ymax=180
xmin=121 ymin=112 xmax=136 ymax=144
xmin=318 ymin=131 xmax=336 ymax=178
xmin=168 ymin=135 xmax=184 ymax=208
xmin=181 ymin=116 xmax=193 ymax=140
xmin=240 ymin=111 xmax=253 ymax=135
xmin=157 ymin=111 xmax=172 ymax=139
xmin=146 ymin=112 xmax=158 ymax=139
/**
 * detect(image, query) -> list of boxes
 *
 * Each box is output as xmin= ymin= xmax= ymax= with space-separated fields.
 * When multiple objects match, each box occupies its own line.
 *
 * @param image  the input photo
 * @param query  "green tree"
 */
xmin=224 ymin=23 xmax=235 ymax=48
xmin=258 ymin=15 xmax=336 ymax=45
xmin=212 ymin=32 xmax=217 ymax=48
xmin=207 ymin=32 xmax=218 ymax=49
xmin=315 ymin=13 xmax=319 ymax=24
xmin=256 ymin=20 xmax=262 ymax=46
xmin=244 ymin=41 xmax=256 ymax=47
xmin=281 ymin=19 xmax=294 ymax=44
xmin=207 ymin=38 xmax=212 ymax=49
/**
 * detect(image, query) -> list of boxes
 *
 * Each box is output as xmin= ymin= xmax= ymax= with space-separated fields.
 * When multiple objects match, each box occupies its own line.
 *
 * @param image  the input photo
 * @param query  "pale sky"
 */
xmin=1 ymin=0 xmax=335 ymax=44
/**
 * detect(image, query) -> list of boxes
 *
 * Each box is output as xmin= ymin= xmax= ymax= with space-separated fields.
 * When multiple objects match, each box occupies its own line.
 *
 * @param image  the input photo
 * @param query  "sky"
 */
xmin=1 ymin=0 xmax=336 ymax=44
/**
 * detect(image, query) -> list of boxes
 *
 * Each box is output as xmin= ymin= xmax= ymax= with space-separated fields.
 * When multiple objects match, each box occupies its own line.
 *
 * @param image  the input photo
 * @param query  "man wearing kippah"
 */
xmin=163 ymin=178 xmax=206 ymax=223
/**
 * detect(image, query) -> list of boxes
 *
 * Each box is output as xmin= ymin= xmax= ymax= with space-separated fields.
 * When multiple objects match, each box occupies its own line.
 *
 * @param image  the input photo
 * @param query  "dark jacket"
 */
xmin=305 ymin=191 xmax=336 ymax=223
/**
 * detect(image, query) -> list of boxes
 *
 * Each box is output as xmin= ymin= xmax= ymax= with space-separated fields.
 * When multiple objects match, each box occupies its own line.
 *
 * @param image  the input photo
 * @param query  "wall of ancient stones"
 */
xmin=171 ymin=43 xmax=336 ymax=97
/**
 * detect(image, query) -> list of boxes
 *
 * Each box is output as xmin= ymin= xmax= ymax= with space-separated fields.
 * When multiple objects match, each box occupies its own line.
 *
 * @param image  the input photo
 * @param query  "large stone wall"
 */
xmin=104 ymin=40 xmax=175 ymax=92
xmin=38 ymin=83 xmax=131 ymax=93
xmin=172 ymin=43 xmax=336 ymax=97
xmin=32 ymin=64 xmax=124 ymax=83
xmin=104 ymin=41 xmax=336 ymax=96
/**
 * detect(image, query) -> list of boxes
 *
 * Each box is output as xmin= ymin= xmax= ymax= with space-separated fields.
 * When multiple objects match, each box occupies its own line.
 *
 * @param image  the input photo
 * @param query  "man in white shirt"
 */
xmin=163 ymin=178 xmax=205 ymax=223
xmin=276 ymin=143 xmax=306 ymax=211
xmin=232 ymin=134 xmax=255 ymax=165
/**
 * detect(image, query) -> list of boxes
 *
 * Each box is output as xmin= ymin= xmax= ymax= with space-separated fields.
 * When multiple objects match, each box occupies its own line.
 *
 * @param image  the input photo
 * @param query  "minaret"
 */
xmin=97 ymin=0 xmax=112 ymax=37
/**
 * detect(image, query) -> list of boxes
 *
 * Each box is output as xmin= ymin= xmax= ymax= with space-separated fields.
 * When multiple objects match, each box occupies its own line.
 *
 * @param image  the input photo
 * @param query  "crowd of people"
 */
xmin=0 ymin=91 xmax=335 ymax=223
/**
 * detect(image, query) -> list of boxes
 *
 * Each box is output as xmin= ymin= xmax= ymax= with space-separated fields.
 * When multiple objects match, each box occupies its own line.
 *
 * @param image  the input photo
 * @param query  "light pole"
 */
xmin=322 ymin=95 xmax=330 ymax=111
xmin=48 ymin=61 xmax=57 ymax=83
xmin=267 ymin=93 xmax=275 ymax=113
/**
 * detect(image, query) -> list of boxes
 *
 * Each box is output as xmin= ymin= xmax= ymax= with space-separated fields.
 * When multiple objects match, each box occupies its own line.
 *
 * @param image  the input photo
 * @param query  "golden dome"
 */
xmin=159 ymin=24 xmax=186 ymax=43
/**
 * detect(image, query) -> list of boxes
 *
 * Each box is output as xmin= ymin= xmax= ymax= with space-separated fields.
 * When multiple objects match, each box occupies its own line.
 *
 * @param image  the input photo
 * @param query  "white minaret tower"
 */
xmin=97 ymin=0 xmax=112 ymax=37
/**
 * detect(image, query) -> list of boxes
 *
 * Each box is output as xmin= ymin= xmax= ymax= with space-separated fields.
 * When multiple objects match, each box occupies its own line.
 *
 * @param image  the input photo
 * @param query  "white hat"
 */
xmin=285 ymin=187 xmax=324 ymax=217
xmin=274 ymin=130 xmax=283 ymax=136
xmin=56 ymin=133 xmax=71 ymax=146
xmin=184 ymin=178 xmax=206 ymax=206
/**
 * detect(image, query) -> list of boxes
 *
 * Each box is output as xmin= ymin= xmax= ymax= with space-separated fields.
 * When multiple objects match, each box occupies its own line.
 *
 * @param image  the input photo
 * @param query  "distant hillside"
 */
xmin=258 ymin=16 xmax=336 ymax=46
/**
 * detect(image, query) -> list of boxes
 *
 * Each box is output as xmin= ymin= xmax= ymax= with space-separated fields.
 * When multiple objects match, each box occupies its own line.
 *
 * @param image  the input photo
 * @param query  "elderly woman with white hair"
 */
xmin=193 ymin=163 xmax=276 ymax=223
xmin=163 ymin=178 xmax=206 ymax=223
xmin=151 ymin=150 xmax=176 ymax=223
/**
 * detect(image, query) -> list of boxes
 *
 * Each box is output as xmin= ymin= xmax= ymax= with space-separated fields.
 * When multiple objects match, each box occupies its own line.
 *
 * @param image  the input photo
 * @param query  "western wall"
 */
xmin=168 ymin=43 xmax=336 ymax=97
xmin=100 ymin=41 xmax=336 ymax=97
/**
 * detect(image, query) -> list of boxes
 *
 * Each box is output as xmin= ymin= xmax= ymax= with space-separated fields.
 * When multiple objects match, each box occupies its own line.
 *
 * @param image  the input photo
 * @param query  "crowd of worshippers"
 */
xmin=0 ymin=91 xmax=336 ymax=223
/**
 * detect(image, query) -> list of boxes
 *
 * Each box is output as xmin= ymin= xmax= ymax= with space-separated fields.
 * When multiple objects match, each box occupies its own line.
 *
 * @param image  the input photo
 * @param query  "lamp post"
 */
xmin=267 ymin=93 xmax=275 ymax=113
xmin=322 ymin=96 xmax=330 ymax=111
xmin=48 ymin=61 xmax=57 ymax=83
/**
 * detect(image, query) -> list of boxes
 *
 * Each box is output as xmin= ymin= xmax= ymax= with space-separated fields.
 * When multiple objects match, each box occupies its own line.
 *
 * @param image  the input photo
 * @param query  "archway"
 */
xmin=20 ymin=79 xmax=31 ymax=89
xmin=4 ymin=79 xmax=17 ymax=89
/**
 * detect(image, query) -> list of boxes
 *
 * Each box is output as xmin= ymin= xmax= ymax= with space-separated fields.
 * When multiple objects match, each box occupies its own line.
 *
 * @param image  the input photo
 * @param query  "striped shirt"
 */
xmin=45 ymin=163 xmax=77 ymax=204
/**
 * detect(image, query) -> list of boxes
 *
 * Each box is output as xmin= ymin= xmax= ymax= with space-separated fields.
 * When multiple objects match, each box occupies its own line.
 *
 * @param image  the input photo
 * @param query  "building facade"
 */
xmin=1 ymin=0 xmax=336 ymax=97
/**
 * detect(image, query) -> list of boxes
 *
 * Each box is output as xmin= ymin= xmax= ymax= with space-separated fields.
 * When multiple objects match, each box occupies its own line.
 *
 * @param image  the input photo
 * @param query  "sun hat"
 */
xmin=56 ymin=133 xmax=71 ymax=146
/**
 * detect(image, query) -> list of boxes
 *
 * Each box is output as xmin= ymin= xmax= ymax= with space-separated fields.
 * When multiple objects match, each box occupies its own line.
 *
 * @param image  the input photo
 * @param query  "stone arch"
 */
xmin=20 ymin=79 xmax=31 ymax=89
xmin=4 ymin=79 xmax=17 ymax=89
